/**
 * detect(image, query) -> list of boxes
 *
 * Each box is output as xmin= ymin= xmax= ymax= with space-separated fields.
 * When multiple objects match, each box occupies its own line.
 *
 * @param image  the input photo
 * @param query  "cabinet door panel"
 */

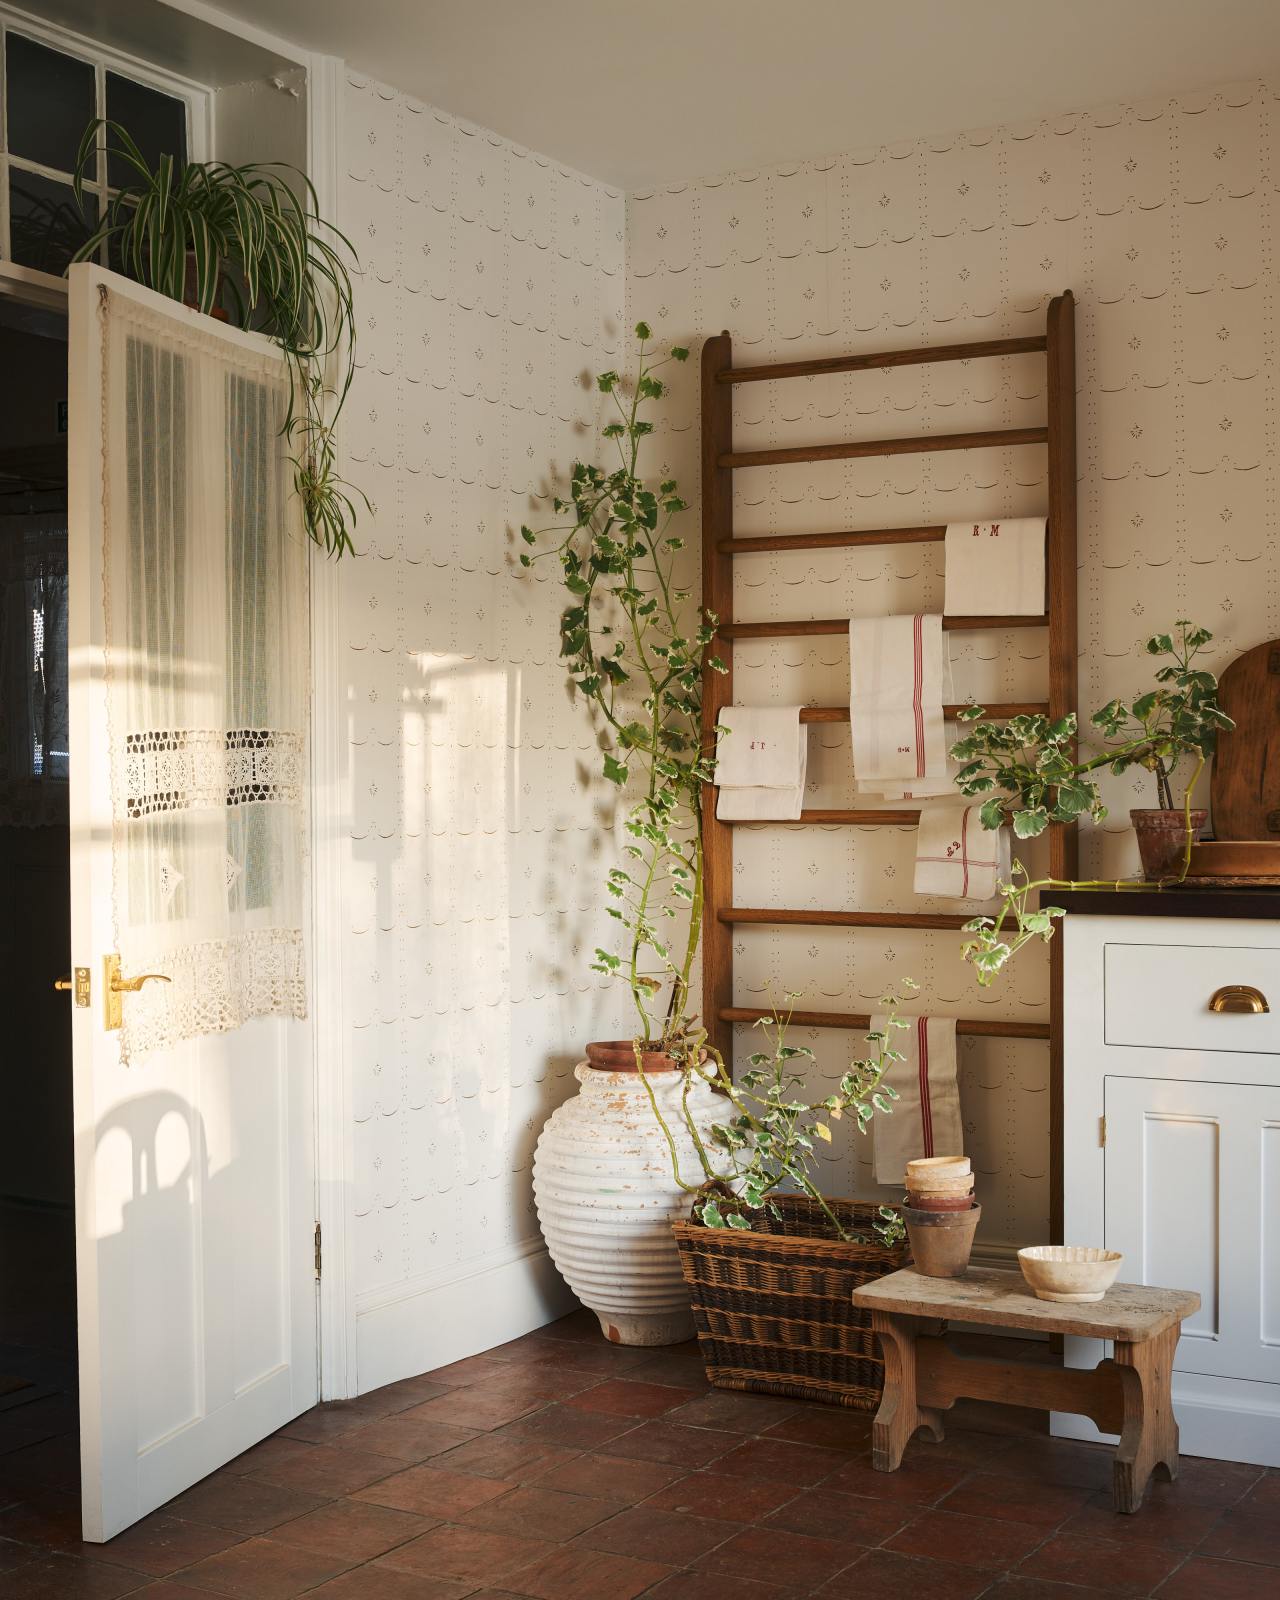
xmin=1104 ymin=1075 xmax=1280 ymax=1383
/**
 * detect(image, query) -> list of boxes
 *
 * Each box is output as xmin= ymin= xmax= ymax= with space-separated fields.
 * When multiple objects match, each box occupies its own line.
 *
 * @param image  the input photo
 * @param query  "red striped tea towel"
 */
xmin=871 ymin=1014 xmax=962 ymax=1186
xmin=913 ymin=802 xmax=1011 ymax=901
xmin=849 ymin=614 xmax=948 ymax=793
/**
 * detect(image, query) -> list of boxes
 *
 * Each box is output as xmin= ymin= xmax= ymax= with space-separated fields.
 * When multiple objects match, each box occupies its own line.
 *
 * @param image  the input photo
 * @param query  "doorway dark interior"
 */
xmin=0 ymin=294 xmax=78 ymax=1492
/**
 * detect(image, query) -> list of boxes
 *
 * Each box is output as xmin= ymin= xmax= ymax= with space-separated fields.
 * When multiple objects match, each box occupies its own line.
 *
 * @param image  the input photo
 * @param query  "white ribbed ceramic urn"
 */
xmin=533 ymin=1049 xmax=722 ymax=1345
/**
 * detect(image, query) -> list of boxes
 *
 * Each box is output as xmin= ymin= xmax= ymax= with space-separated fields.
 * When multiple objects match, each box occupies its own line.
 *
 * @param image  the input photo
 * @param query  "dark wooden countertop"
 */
xmin=1040 ymin=888 xmax=1280 ymax=920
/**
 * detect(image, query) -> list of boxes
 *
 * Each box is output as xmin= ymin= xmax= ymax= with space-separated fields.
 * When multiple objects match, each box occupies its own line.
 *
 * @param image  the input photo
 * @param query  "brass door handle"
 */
xmin=104 ymin=953 xmax=171 ymax=1030
xmin=1209 ymin=984 xmax=1270 ymax=1015
xmin=54 ymin=975 xmax=73 ymax=991
xmin=110 ymin=971 xmax=172 ymax=994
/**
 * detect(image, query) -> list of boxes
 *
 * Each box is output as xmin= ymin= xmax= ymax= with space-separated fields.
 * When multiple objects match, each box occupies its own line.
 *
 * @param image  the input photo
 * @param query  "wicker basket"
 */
xmin=671 ymin=1195 xmax=907 ymax=1409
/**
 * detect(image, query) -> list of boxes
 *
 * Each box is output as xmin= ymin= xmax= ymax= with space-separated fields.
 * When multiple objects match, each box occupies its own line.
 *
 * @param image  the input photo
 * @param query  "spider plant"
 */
xmin=70 ymin=119 xmax=365 ymax=557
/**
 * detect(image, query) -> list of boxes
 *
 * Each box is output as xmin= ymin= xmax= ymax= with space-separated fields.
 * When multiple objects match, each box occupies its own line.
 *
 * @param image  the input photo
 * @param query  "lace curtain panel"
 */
xmin=100 ymin=289 xmax=309 ymax=1061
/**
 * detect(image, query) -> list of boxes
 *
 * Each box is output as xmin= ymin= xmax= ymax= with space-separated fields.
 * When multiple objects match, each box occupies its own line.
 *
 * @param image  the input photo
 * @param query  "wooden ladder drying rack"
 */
xmin=699 ymin=293 xmax=1078 ymax=1237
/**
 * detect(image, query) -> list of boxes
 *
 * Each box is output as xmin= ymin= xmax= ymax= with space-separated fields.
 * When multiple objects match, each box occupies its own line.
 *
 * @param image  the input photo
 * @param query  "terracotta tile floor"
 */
xmin=1 ymin=1309 xmax=1277 ymax=1598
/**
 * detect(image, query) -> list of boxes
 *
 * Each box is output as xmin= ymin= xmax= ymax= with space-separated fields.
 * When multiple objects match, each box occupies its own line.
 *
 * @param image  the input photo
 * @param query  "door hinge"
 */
xmin=1099 ymin=1115 xmax=1107 ymax=1148
xmin=314 ymin=1221 xmax=322 ymax=1280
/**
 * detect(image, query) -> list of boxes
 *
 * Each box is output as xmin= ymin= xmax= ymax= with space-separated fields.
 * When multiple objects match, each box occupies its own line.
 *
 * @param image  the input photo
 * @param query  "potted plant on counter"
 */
xmin=1092 ymin=622 xmax=1229 ymax=877
xmin=949 ymin=621 xmax=1233 ymax=983
xmin=526 ymin=324 xmax=732 ymax=1345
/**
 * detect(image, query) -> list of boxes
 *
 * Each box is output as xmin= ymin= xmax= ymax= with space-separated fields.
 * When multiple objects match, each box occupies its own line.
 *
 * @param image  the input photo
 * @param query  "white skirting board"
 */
xmin=354 ymin=1243 xmax=577 ymax=1395
xmin=1053 ymin=1370 xmax=1280 ymax=1470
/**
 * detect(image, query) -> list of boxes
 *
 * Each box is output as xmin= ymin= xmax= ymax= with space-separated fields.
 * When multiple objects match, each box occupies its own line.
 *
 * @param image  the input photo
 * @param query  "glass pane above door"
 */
xmin=8 ymin=171 xmax=97 ymax=277
xmin=105 ymin=72 xmax=187 ymax=188
xmin=5 ymin=33 xmax=96 ymax=175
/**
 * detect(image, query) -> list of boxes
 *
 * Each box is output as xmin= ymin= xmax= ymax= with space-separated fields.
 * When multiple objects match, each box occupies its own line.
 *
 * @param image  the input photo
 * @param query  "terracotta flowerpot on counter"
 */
xmin=903 ymin=1201 xmax=981 ymax=1278
xmin=1130 ymin=808 xmax=1207 ymax=880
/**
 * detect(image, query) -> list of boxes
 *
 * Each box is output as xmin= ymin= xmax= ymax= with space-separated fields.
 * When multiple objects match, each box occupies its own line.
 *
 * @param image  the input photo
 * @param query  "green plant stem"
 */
xmin=525 ymin=327 xmax=712 ymax=1049
xmin=631 ymin=1043 xmax=703 ymax=1195
xmin=1179 ymin=754 xmax=1205 ymax=876
xmin=638 ymin=1008 xmax=900 ymax=1244
xmin=964 ymin=755 xmax=1208 ymax=983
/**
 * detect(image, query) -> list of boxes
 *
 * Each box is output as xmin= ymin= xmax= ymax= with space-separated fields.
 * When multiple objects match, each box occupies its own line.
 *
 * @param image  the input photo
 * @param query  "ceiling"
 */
xmin=207 ymin=0 xmax=1280 ymax=188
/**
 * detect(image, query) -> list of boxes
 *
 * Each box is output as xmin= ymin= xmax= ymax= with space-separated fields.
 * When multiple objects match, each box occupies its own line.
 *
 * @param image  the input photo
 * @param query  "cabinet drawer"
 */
xmin=1104 ymin=941 xmax=1280 ymax=1054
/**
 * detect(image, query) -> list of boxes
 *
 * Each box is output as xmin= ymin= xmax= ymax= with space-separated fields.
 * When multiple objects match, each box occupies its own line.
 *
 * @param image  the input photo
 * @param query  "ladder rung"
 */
xmin=727 ymin=809 xmax=924 ymax=825
xmin=720 ymin=1006 xmax=1050 ymax=1041
xmin=716 ymin=334 xmax=1049 ymax=385
xmin=724 ymin=806 xmax=1029 ymax=827
xmin=720 ymin=426 xmax=1047 ymax=470
xmin=721 ymin=525 xmax=946 ymax=554
xmin=799 ymin=702 xmax=1046 ymax=723
xmin=720 ymin=908 xmax=973 ymax=930
xmin=719 ymin=616 xmax=1048 ymax=639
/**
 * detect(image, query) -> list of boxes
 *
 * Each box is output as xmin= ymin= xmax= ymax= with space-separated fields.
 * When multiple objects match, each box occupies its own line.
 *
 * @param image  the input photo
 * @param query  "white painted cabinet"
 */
xmin=1058 ymin=903 xmax=1280 ymax=1467
xmin=1104 ymin=1076 xmax=1280 ymax=1385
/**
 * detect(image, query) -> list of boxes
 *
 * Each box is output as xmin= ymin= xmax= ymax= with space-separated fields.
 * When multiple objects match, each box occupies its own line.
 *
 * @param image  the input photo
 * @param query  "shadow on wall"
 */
xmin=345 ymin=648 xmax=610 ymax=1238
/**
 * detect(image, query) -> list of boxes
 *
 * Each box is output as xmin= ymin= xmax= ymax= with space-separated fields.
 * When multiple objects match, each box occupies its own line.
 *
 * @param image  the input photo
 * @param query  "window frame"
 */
xmin=0 ymin=4 xmax=212 ymax=293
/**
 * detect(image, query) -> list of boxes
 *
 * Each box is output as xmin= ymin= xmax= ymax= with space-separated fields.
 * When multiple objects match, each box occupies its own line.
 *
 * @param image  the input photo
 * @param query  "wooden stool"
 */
xmin=853 ymin=1267 xmax=1200 ymax=1514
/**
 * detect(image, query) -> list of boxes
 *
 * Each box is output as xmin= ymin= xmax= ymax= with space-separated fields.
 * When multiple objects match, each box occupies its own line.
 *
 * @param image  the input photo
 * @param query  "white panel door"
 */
xmin=67 ymin=265 xmax=316 ymax=1542
xmin=1104 ymin=1074 xmax=1280 ymax=1385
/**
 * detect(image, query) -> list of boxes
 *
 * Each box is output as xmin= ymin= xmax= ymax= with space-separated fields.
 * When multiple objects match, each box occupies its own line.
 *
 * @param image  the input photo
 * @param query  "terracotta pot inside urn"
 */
xmin=585 ymin=1039 xmax=704 ymax=1073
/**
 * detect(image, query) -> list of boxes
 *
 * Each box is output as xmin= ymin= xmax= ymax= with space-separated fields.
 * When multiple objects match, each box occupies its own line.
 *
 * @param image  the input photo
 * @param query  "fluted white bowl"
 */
xmin=1018 ymin=1245 xmax=1124 ymax=1303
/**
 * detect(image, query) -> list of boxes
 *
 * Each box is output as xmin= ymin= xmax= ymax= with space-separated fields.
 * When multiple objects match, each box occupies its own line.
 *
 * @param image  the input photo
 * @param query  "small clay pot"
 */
xmin=1130 ymin=808 xmax=1207 ymax=880
xmin=907 ymin=1190 xmax=976 ymax=1212
xmin=906 ymin=1170 xmax=975 ymax=1194
xmin=904 ymin=1201 xmax=981 ymax=1278
xmin=585 ymin=1040 xmax=704 ymax=1074
xmin=907 ymin=1155 xmax=970 ymax=1181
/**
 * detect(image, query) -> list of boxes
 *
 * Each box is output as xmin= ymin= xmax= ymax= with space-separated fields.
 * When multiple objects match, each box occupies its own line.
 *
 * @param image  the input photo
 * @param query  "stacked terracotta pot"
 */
xmin=902 ymin=1155 xmax=981 ymax=1278
xmin=906 ymin=1155 xmax=974 ymax=1209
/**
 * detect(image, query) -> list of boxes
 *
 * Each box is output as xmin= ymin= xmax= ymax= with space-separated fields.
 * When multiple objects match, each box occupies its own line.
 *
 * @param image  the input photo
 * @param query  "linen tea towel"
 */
xmin=715 ymin=704 xmax=808 ymax=821
xmin=913 ymin=802 xmax=1011 ymax=901
xmin=849 ymin=614 xmax=949 ymax=793
xmin=944 ymin=517 xmax=1046 ymax=618
xmin=871 ymin=1014 xmax=963 ymax=1186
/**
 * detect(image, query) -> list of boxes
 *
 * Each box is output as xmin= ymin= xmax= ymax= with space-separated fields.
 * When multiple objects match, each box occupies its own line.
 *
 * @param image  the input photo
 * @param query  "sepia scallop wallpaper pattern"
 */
xmin=340 ymin=72 xmax=1280 ymax=1313
xmin=339 ymin=74 xmax=631 ymax=1324
xmin=626 ymin=79 xmax=1280 ymax=1253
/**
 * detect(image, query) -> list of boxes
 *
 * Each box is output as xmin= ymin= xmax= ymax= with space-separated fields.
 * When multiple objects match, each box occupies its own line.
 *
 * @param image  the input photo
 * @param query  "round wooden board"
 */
xmin=1181 ymin=874 xmax=1280 ymax=887
xmin=1211 ymin=640 xmax=1280 ymax=841
xmin=1186 ymin=840 xmax=1280 ymax=879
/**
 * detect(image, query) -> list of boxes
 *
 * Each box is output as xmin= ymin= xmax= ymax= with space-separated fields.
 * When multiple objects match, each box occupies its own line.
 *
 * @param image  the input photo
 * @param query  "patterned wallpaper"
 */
xmin=337 ymin=70 xmax=1279 ymax=1317
xmin=627 ymin=79 xmax=1279 ymax=1250
xmin=338 ymin=75 xmax=629 ymax=1329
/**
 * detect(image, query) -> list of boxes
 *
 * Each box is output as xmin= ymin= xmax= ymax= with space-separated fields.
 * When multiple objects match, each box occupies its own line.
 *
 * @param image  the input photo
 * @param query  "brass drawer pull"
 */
xmin=1209 ymin=984 xmax=1270 ymax=1015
